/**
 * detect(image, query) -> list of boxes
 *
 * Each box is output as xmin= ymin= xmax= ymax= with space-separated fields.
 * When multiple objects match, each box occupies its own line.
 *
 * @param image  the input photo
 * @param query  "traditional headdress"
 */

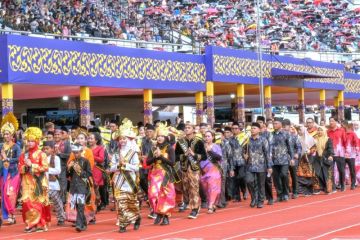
xmin=24 ymin=127 xmax=43 ymax=141
xmin=1 ymin=112 xmax=19 ymax=135
xmin=112 ymin=118 xmax=136 ymax=140
xmin=75 ymin=127 xmax=89 ymax=138
xmin=156 ymin=122 xmax=169 ymax=137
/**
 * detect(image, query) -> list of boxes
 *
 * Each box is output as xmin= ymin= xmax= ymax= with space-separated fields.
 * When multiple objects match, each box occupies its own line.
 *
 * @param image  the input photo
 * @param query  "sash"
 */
xmin=118 ymin=149 xmax=139 ymax=193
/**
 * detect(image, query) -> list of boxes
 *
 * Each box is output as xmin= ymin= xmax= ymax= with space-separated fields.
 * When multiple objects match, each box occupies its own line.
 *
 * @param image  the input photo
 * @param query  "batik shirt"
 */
xmin=270 ymin=130 xmax=294 ymax=166
xmin=220 ymin=139 xmax=233 ymax=173
xmin=290 ymin=134 xmax=302 ymax=165
xmin=228 ymin=136 xmax=245 ymax=167
xmin=247 ymin=136 xmax=273 ymax=172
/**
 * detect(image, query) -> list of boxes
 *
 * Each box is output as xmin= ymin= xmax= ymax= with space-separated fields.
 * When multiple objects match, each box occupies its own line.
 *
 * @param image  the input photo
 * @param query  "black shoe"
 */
xmin=160 ymin=215 xmax=169 ymax=225
xmin=75 ymin=225 xmax=82 ymax=232
xmin=24 ymin=227 xmax=34 ymax=233
xmin=267 ymin=199 xmax=274 ymax=205
xmin=188 ymin=209 xmax=199 ymax=219
xmin=351 ymin=185 xmax=356 ymax=190
xmin=292 ymin=193 xmax=298 ymax=199
xmin=134 ymin=216 xmax=141 ymax=230
xmin=57 ymin=221 xmax=65 ymax=226
xmin=283 ymin=195 xmax=289 ymax=201
xmin=154 ymin=214 xmax=163 ymax=225
xmin=250 ymin=199 xmax=256 ymax=208
xmin=257 ymin=202 xmax=264 ymax=208
xmin=71 ymin=223 xmax=76 ymax=227
xmin=119 ymin=226 xmax=126 ymax=233
xmin=243 ymin=192 xmax=248 ymax=200
xmin=148 ymin=212 xmax=157 ymax=219
xmin=216 ymin=204 xmax=225 ymax=208
xmin=179 ymin=203 xmax=188 ymax=212
xmin=89 ymin=218 xmax=96 ymax=225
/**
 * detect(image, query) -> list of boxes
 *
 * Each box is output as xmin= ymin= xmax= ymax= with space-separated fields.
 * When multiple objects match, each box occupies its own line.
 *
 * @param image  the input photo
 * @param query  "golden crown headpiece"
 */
xmin=156 ymin=122 xmax=169 ymax=137
xmin=24 ymin=127 xmax=43 ymax=141
xmin=112 ymin=118 xmax=136 ymax=140
xmin=1 ymin=112 xmax=19 ymax=135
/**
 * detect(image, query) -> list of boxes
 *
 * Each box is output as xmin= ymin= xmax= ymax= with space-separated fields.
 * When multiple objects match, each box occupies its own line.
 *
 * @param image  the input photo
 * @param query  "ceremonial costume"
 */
xmin=19 ymin=127 xmax=50 ymax=232
xmin=147 ymin=124 xmax=177 ymax=225
xmin=110 ymin=119 xmax=141 ymax=233
xmin=0 ymin=113 xmax=21 ymax=225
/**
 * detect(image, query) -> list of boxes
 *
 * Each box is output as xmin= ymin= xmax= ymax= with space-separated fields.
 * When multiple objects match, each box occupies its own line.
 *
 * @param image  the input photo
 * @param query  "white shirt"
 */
xmin=110 ymin=143 xmax=139 ymax=193
xmin=46 ymin=155 xmax=61 ymax=191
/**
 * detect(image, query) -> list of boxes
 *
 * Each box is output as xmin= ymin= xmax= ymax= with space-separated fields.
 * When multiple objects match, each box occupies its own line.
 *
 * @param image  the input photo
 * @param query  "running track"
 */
xmin=1 ymin=189 xmax=360 ymax=240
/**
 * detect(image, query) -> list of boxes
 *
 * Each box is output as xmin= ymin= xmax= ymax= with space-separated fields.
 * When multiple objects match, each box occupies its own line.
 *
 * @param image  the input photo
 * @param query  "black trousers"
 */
xmin=59 ymin=163 xmax=68 ymax=204
xmin=99 ymin=184 xmax=108 ymax=206
xmin=334 ymin=157 xmax=346 ymax=189
xmin=232 ymin=166 xmax=247 ymax=200
xmin=272 ymin=165 xmax=289 ymax=198
xmin=139 ymin=169 xmax=148 ymax=198
xmin=345 ymin=158 xmax=356 ymax=187
xmin=265 ymin=175 xmax=273 ymax=200
xmin=76 ymin=203 xmax=86 ymax=228
xmin=246 ymin=172 xmax=266 ymax=204
xmin=289 ymin=165 xmax=298 ymax=195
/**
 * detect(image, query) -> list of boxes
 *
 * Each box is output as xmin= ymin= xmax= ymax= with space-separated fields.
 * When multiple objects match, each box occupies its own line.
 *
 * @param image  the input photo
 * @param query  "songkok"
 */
xmin=251 ymin=122 xmax=261 ymax=129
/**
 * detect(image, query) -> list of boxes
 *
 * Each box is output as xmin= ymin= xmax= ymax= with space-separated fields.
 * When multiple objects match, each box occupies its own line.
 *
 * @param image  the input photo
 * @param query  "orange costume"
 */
xmin=19 ymin=127 xmax=50 ymax=232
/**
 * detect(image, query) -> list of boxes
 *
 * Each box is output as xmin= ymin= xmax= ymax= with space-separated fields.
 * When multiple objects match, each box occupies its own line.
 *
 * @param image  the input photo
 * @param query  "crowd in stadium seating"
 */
xmin=0 ymin=0 xmax=359 ymax=53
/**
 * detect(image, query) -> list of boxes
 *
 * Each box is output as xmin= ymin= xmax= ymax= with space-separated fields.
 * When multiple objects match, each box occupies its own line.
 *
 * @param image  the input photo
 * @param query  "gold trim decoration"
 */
xmin=8 ymin=45 xmax=206 ymax=84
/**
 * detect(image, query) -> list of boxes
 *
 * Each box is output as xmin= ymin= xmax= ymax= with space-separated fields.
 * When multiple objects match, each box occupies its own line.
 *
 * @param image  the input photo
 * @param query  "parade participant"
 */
xmin=141 ymin=124 xmax=155 ymax=218
xmin=88 ymin=132 xmax=106 ymax=211
xmin=175 ymin=123 xmax=206 ymax=219
xmin=306 ymin=118 xmax=318 ymax=138
xmin=270 ymin=118 xmax=294 ymax=202
xmin=199 ymin=123 xmax=208 ymax=137
xmin=313 ymin=126 xmax=335 ymax=194
xmin=54 ymin=128 xmax=71 ymax=204
xmin=201 ymin=130 xmax=222 ymax=213
xmin=70 ymin=126 xmax=79 ymax=144
xmin=66 ymin=130 xmax=96 ymax=224
xmin=19 ymin=127 xmax=50 ymax=233
xmin=228 ymin=122 xmax=247 ymax=202
xmin=223 ymin=126 xmax=234 ymax=201
xmin=67 ymin=143 xmax=92 ymax=232
xmin=256 ymin=116 xmax=273 ymax=205
xmin=0 ymin=113 xmax=21 ymax=225
xmin=147 ymin=123 xmax=177 ymax=225
xmin=216 ymin=129 xmax=232 ymax=208
xmin=46 ymin=131 xmax=54 ymax=141
xmin=43 ymin=141 xmax=66 ymax=226
xmin=288 ymin=123 xmax=302 ymax=199
xmin=343 ymin=122 xmax=358 ymax=190
xmin=110 ymin=119 xmax=141 ymax=233
xmin=297 ymin=145 xmax=316 ymax=196
xmin=245 ymin=122 xmax=272 ymax=208
xmin=327 ymin=117 xmax=347 ymax=192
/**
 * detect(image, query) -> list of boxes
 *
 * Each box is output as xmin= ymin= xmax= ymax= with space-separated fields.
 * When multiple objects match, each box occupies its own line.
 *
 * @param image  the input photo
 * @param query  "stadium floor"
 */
xmin=1 ymin=188 xmax=360 ymax=240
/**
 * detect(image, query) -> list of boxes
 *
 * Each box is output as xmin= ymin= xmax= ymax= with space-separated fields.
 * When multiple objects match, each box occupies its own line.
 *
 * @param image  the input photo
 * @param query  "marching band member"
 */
xmin=0 ymin=113 xmax=21 ymax=225
xmin=19 ymin=127 xmax=51 ymax=233
xmin=110 ymin=119 xmax=141 ymax=233
xmin=147 ymin=123 xmax=177 ymax=225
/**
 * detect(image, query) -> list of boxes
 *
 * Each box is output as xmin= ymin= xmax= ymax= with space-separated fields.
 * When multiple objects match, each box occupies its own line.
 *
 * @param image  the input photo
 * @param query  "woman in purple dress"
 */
xmin=201 ymin=131 xmax=222 ymax=214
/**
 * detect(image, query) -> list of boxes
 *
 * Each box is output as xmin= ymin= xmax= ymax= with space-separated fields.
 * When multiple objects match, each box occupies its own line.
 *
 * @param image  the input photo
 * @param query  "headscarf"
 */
xmin=315 ymin=126 xmax=328 ymax=157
